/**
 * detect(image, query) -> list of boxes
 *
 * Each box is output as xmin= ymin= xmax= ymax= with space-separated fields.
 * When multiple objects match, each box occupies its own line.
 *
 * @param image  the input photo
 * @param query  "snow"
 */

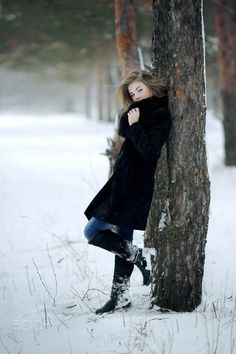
xmin=0 ymin=111 xmax=235 ymax=354
xmin=158 ymin=212 xmax=166 ymax=231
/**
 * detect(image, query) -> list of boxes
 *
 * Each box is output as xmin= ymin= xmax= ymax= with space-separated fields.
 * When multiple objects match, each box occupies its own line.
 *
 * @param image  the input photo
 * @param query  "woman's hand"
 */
xmin=128 ymin=108 xmax=140 ymax=126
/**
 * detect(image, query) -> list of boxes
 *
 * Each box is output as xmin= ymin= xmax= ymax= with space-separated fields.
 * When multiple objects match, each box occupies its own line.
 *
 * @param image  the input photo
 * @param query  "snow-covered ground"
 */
xmin=0 ymin=112 xmax=235 ymax=354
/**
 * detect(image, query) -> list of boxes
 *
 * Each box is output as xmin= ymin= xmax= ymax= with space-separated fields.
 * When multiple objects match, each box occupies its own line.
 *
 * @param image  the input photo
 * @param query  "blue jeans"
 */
xmin=84 ymin=217 xmax=134 ymax=242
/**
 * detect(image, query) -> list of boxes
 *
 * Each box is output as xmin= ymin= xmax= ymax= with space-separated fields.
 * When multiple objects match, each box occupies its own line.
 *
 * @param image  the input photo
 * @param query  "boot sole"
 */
xmin=109 ymin=301 xmax=132 ymax=314
xmin=95 ymin=301 xmax=132 ymax=315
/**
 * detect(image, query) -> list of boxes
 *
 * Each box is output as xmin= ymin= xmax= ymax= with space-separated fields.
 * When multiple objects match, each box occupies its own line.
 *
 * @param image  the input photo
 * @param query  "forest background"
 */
xmin=0 ymin=0 xmax=220 ymax=119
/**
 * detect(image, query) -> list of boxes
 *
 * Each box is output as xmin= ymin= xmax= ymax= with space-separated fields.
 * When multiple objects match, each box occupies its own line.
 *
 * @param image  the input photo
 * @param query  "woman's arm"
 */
xmin=125 ymin=108 xmax=172 ymax=162
xmin=118 ymin=111 xmax=129 ymax=138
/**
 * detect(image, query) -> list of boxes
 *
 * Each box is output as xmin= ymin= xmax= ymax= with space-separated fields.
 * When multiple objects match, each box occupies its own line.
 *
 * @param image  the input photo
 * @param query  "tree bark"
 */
xmin=115 ymin=0 xmax=140 ymax=78
xmin=145 ymin=0 xmax=210 ymax=312
xmin=214 ymin=0 xmax=236 ymax=165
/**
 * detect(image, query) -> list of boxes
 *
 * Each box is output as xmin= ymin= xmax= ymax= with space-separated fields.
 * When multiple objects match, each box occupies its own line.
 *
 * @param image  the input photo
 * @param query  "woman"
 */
xmin=84 ymin=70 xmax=172 ymax=314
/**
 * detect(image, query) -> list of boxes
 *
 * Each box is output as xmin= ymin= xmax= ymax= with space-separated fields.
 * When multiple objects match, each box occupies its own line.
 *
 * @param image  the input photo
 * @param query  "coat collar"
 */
xmin=127 ymin=95 xmax=168 ymax=112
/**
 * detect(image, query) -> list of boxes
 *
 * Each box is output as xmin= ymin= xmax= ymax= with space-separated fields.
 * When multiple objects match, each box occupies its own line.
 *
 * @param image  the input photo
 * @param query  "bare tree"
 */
xmin=213 ymin=0 xmax=236 ymax=165
xmin=145 ymin=0 xmax=211 ymax=312
xmin=115 ymin=0 xmax=140 ymax=78
xmin=105 ymin=0 xmax=141 ymax=173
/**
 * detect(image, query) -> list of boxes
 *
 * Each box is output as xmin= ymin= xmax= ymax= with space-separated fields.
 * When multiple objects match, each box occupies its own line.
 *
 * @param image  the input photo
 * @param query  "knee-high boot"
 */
xmin=95 ymin=256 xmax=134 ymax=314
xmin=88 ymin=229 xmax=151 ymax=286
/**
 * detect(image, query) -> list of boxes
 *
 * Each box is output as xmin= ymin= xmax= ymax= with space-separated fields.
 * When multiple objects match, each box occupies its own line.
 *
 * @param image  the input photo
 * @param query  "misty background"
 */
xmin=0 ymin=1 xmax=221 ymax=119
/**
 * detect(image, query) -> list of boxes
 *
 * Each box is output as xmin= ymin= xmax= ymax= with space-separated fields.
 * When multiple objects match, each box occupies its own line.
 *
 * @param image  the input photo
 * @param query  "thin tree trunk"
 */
xmin=85 ymin=75 xmax=92 ymax=119
xmin=106 ymin=65 xmax=113 ymax=122
xmin=145 ymin=0 xmax=210 ymax=312
xmin=96 ymin=66 xmax=104 ymax=121
xmin=104 ymin=0 xmax=141 ymax=176
xmin=115 ymin=0 xmax=140 ymax=78
xmin=214 ymin=0 xmax=236 ymax=165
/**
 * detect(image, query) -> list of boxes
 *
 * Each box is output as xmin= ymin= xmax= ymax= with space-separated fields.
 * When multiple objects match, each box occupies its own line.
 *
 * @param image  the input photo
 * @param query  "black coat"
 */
xmin=84 ymin=95 xmax=172 ymax=230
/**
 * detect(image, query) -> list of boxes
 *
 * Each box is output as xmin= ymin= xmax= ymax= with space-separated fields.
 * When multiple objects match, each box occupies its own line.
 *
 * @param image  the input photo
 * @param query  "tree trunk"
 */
xmin=85 ymin=74 xmax=92 ymax=119
xmin=104 ymin=0 xmax=140 ymax=176
xmin=214 ymin=0 xmax=236 ymax=165
xmin=145 ymin=0 xmax=210 ymax=312
xmin=114 ymin=0 xmax=140 ymax=78
xmin=96 ymin=66 xmax=104 ymax=121
xmin=106 ymin=67 xmax=113 ymax=122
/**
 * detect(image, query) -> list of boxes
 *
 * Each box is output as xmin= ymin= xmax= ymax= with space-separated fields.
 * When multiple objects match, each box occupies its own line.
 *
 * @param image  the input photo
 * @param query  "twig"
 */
xmin=71 ymin=284 xmax=109 ymax=297
xmin=11 ymin=276 xmax=17 ymax=292
xmin=70 ymin=288 xmax=93 ymax=313
xmin=198 ymin=310 xmax=207 ymax=320
xmin=44 ymin=302 xmax=48 ymax=329
xmin=86 ymin=328 xmax=94 ymax=340
xmin=47 ymin=314 xmax=52 ymax=327
xmin=96 ymin=271 xmax=102 ymax=305
xmin=148 ymin=317 xmax=169 ymax=322
xmin=68 ymin=340 xmax=73 ymax=354
xmin=65 ymin=304 xmax=77 ymax=309
xmin=212 ymin=301 xmax=218 ymax=320
xmin=6 ymin=333 xmax=20 ymax=344
xmin=0 ymin=275 xmax=9 ymax=300
xmin=176 ymin=319 xmax=179 ymax=333
xmin=230 ymin=296 xmax=236 ymax=354
xmin=213 ymin=310 xmax=221 ymax=354
xmin=32 ymin=258 xmax=55 ymax=305
xmin=0 ymin=334 xmax=10 ymax=354
xmin=81 ymin=272 xmax=93 ymax=301
xmin=203 ymin=314 xmax=211 ymax=354
xmin=33 ymin=328 xmax=37 ymax=343
xmin=25 ymin=265 xmax=33 ymax=296
xmin=122 ymin=311 xmax=126 ymax=327
xmin=46 ymin=243 xmax=58 ymax=306
xmin=53 ymin=312 xmax=70 ymax=330
xmin=17 ymin=344 xmax=24 ymax=354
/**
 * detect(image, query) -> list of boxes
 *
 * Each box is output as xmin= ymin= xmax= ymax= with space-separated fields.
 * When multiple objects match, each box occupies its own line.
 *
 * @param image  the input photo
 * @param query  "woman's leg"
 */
xmin=84 ymin=217 xmax=113 ymax=241
xmin=84 ymin=219 xmax=134 ymax=314
xmin=86 ymin=221 xmax=151 ymax=314
xmin=95 ymin=255 xmax=133 ymax=314
xmin=88 ymin=228 xmax=151 ymax=286
xmin=115 ymin=225 xmax=134 ymax=242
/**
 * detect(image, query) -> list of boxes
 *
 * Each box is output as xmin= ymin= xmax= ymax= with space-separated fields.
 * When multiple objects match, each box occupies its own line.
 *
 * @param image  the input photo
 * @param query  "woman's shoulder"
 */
xmin=141 ymin=96 xmax=171 ymax=125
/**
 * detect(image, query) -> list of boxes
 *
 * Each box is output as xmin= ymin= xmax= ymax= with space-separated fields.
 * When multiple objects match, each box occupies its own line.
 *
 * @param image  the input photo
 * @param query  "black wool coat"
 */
xmin=84 ymin=95 xmax=172 ymax=230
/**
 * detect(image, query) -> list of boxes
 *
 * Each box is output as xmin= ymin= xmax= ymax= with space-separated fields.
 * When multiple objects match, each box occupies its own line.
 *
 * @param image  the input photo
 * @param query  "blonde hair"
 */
xmin=118 ymin=70 xmax=167 ymax=110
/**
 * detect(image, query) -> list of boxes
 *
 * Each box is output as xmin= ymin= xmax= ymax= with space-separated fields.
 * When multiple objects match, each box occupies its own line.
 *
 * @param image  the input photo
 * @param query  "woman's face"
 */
xmin=128 ymin=81 xmax=153 ymax=102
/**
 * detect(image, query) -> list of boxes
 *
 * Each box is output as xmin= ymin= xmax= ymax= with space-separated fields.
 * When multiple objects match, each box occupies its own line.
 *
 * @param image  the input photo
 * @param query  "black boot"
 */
xmin=89 ymin=229 xmax=151 ymax=286
xmin=134 ymin=248 xmax=152 ymax=286
xmin=95 ymin=256 xmax=133 ymax=315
